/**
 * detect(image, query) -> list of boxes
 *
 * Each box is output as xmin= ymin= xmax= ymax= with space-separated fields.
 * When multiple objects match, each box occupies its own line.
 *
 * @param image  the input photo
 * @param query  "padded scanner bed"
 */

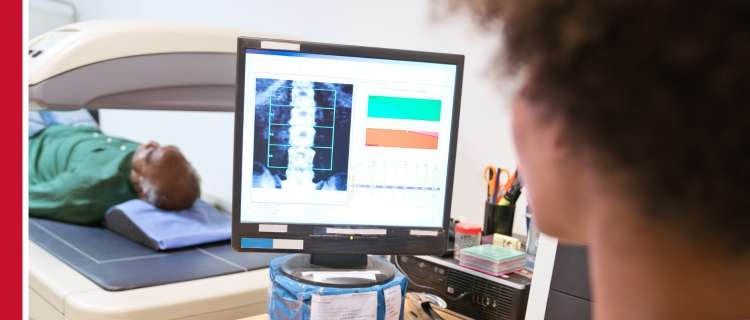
xmin=28 ymin=21 xmax=285 ymax=320
xmin=30 ymin=218 xmax=282 ymax=291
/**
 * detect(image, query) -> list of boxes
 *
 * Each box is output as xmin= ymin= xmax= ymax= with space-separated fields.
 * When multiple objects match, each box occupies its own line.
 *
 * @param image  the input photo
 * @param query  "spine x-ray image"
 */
xmin=253 ymin=78 xmax=352 ymax=191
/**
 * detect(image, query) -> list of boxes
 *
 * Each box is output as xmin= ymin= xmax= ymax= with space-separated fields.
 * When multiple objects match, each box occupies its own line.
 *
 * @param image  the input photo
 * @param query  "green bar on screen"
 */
xmin=367 ymin=96 xmax=441 ymax=121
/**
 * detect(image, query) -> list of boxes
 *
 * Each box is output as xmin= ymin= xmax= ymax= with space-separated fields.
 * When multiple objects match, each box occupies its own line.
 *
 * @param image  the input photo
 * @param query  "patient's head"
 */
xmin=130 ymin=141 xmax=201 ymax=210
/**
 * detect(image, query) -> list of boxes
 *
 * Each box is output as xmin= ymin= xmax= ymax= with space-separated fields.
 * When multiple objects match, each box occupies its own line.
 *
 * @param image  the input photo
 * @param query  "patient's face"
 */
xmin=132 ymin=142 xmax=171 ymax=180
xmin=131 ymin=141 xmax=199 ymax=210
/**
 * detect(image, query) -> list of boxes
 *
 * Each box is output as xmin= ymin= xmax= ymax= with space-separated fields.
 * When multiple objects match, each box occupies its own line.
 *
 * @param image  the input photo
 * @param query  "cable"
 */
xmin=421 ymin=301 xmax=444 ymax=320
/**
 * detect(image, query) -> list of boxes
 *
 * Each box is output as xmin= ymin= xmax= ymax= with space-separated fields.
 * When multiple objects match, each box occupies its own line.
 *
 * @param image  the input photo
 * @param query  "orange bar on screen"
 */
xmin=365 ymin=128 xmax=439 ymax=149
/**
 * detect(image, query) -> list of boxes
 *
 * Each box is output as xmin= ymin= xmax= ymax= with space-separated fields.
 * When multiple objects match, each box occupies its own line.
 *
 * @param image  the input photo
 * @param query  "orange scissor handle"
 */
xmin=495 ymin=168 xmax=511 ymax=197
xmin=483 ymin=165 xmax=498 ymax=199
xmin=484 ymin=165 xmax=512 ymax=201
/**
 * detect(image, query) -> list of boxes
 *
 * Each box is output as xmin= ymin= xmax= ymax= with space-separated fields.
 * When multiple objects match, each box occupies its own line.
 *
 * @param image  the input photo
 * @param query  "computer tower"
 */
xmin=395 ymin=255 xmax=530 ymax=320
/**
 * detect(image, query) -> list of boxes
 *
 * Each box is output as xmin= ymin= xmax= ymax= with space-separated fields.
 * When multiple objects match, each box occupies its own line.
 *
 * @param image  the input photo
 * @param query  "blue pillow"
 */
xmin=29 ymin=109 xmax=98 ymax=137
xmin=105 ymin=199 xmax=230 ymax=251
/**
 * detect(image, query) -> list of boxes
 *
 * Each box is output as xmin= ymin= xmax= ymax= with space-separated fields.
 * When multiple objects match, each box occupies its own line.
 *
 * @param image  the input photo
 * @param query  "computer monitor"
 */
xmin=232 ymin=37 xmax=463 ymax=272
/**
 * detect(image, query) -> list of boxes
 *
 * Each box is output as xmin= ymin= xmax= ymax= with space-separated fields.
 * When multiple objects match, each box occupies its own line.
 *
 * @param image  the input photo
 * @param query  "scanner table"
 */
xmin=29 ymin=217 xmax=283 ymax=320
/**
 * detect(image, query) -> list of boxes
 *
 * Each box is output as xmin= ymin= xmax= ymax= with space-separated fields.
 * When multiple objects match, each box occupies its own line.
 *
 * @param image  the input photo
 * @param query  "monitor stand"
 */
xmin=280 ymin=253 xmax=396 ymax=287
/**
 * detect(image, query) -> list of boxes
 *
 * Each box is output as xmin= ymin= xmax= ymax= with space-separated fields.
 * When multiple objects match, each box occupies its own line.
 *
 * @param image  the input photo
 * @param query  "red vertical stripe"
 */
xmin=0 ymin=0 xmax=23 ymax=317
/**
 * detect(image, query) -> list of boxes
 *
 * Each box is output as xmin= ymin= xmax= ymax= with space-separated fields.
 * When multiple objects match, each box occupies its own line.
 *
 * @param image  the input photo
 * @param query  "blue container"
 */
xmin=268 ymin=255 xmax=408 ymax=320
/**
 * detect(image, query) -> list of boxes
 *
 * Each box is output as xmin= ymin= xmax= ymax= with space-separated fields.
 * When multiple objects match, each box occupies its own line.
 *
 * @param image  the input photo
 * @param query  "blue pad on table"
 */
xmin=105 ymin=199 xmax=231 ymax=251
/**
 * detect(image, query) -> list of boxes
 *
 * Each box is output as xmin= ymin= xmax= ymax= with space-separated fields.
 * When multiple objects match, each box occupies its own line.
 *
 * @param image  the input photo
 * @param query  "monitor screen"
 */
xmin=233 ymin=38 xmax=463 ymax=254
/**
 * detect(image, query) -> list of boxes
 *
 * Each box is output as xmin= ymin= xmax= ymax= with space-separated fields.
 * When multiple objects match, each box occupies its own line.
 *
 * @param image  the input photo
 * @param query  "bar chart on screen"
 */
xmin=365 ymin=128 xmax=439 ymax=149
xmin=366 ymin=96 xmax=442 ymax=122
xmin=364 ymin=95 xmax=443 ymax=150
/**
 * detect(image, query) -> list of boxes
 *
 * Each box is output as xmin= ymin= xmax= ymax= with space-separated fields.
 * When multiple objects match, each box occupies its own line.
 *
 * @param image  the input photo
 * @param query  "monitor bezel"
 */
xmin=232 ymin=37 xmax=464 ymax=255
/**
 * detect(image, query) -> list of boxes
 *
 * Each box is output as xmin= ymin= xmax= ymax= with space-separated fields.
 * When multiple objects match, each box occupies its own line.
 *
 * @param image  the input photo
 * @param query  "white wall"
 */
xmin=29 ymin=0 xmax=75 ymax=38
xmin=61 ymin=0 xmax=526 ymax=233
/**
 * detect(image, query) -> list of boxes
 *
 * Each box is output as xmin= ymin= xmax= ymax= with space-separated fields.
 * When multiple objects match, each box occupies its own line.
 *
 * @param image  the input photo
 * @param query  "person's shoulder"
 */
xmin=42 ymin=124 xmax=101 ymax=136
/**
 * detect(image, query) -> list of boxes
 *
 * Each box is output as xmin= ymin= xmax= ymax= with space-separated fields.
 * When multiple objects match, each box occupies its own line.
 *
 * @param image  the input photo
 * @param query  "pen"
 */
xmin=502 ymin=168 xmax=519 ymax=198
xmin=492 ymin=170 xmax=501 ymax=203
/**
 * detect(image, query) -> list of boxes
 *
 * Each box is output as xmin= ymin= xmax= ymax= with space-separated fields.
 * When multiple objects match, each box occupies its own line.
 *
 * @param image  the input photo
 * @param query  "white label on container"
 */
xmin=301 ymin=271 xmax=380 ymax=281
xmin=311 ymin=291 xmax=377 ymax=320
xmin=384 ymin=285 xmax=403 ymax=320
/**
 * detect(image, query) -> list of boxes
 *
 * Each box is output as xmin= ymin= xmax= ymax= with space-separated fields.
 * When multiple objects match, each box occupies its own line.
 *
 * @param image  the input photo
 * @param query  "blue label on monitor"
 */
xmin=241 ymin=238 xmax=273 ymax=249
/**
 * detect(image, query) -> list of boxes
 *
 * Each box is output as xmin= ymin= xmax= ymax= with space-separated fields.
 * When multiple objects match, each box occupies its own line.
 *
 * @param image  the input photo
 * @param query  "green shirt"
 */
xmin=29 ymin=125 xmax=139 ymax=224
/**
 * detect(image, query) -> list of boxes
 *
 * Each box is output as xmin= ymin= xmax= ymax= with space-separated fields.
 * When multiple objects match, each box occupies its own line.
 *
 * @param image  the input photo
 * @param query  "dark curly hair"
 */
xmin=449 ymin=1 xmax=750 ymax=252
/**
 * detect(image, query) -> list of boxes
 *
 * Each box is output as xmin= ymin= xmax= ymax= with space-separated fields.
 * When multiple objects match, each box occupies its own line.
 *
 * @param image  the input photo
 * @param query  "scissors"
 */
xmin=483 ymin=165 xmax=511 ymax=203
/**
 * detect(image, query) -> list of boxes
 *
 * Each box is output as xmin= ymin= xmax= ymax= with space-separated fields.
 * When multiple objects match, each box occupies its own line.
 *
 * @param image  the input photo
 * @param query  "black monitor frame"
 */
xmin=232 ymin=37 xmax=464 ymax=256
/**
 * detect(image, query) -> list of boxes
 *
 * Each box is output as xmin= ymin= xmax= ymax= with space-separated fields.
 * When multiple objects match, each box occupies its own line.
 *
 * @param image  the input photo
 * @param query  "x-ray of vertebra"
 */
xmin=253 ymin=78 xmax=353 ymax=191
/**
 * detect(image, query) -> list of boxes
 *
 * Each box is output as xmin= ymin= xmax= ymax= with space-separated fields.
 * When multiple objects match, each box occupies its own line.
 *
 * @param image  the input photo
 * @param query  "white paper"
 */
xmin=384 ymin=285 xmax=403 ymax=320
xmin=301 ymin=271 xmax=380 ymax=281
xmin=310 ymin=292 xmax=378 ymax=320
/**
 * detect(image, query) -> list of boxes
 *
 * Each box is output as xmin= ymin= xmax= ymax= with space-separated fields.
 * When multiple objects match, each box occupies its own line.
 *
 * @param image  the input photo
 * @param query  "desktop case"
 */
xmin=394 ymin=255 xmax=530 ymax=320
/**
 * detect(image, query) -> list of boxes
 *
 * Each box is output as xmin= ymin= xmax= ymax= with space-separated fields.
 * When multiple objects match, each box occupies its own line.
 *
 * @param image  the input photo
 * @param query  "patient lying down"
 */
xmin=29 ymin=124 xmax=201 ymax=224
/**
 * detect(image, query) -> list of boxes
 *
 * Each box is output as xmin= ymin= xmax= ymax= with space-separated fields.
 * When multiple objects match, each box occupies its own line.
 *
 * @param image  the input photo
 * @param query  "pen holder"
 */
xmin=483 ymin=202 xmax=515 ymax=236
